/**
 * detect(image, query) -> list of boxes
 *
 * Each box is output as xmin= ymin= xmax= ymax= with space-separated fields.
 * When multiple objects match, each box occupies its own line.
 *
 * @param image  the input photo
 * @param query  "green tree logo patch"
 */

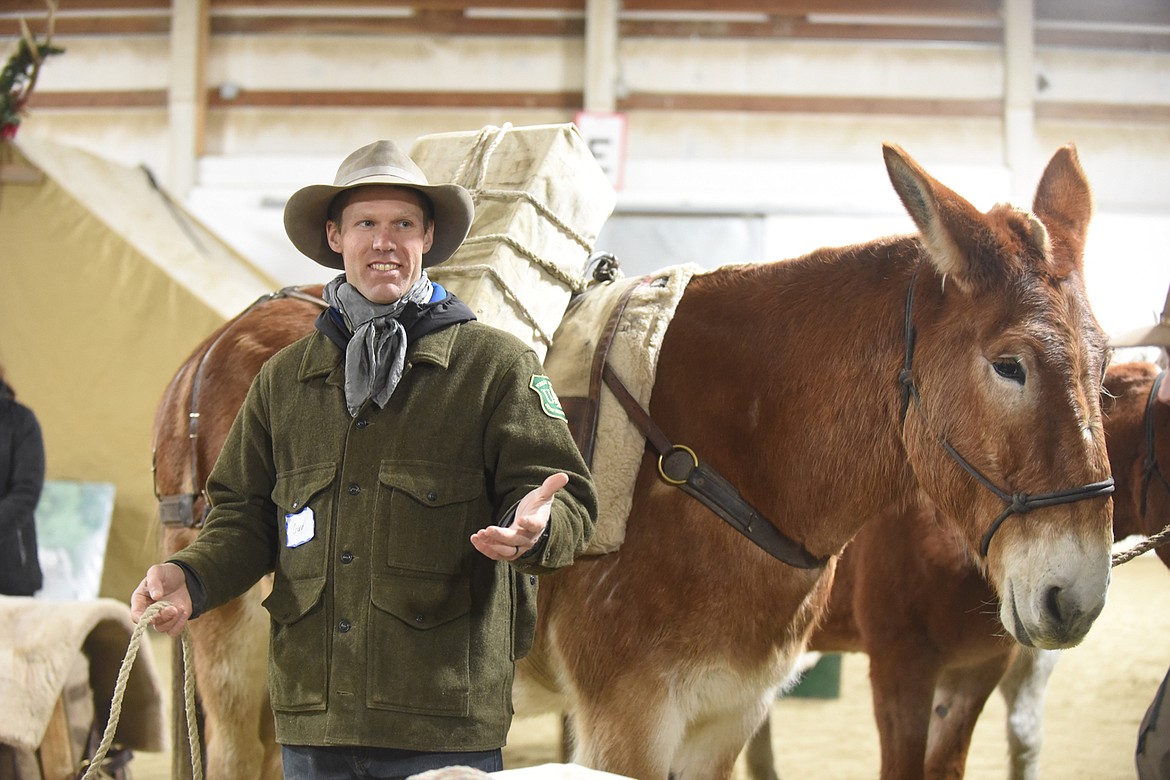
xmin=529 ymin=375 xmax=567 ymax=421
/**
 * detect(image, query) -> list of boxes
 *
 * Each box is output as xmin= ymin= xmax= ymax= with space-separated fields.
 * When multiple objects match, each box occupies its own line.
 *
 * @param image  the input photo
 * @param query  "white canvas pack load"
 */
xmin=411 ymin=123 xmax=616 ymax=360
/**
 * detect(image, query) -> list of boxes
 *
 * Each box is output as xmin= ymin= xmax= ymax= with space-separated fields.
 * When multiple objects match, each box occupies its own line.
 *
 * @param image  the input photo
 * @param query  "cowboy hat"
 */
xmin=1110 ymin=279 xmax=1170 ymax=348
xmin=283 ymin=140 xmax=474 ymax=269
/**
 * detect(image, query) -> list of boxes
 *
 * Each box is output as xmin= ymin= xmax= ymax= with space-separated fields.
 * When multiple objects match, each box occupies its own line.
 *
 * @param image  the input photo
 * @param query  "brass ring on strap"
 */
xmin=658 ymin=444 xmax=698 ymax=486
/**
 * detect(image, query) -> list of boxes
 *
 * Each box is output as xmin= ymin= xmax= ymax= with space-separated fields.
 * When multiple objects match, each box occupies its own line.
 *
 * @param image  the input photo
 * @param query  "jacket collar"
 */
xmin=297 ymin=326 xmax=460 ymax=385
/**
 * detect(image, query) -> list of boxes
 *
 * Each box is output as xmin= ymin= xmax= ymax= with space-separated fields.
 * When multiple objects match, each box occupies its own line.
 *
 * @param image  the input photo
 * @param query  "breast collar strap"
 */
xmin=601 ymin=362 xmax=827 ymax=570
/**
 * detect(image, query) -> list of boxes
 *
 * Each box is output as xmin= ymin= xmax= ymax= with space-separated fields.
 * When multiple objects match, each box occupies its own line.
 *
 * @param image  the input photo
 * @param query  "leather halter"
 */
xmin=154 ymin=286 xmax=327 ymax=529
xmin=897 ymin=267 xmax=1115 ymax=557
xmin=1139 ymin=370 xmax=1170 ymax=519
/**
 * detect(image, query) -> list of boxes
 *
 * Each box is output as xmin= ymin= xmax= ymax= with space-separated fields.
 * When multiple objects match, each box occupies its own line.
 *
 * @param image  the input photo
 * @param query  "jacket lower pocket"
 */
xmin=262 ymin=576 xmax=328 ymax=712
xmin=367 ymin=573 xmax=471 ymax=717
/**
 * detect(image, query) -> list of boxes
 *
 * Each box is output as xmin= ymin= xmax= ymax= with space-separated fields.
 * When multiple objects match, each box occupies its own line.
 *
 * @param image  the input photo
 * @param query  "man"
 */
xmin=131 ymin=140 xmax=597 ymax=778
xmin=1116 ymin=279 xmax=1170 ymax=780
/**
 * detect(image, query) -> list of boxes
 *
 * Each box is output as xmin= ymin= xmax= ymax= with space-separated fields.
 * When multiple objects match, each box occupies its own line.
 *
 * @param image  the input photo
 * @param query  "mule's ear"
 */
xmin=1031 ymin=144 xmax=1093 ymax=270
xmin=883 ymin=142 xmax=983 ymax=289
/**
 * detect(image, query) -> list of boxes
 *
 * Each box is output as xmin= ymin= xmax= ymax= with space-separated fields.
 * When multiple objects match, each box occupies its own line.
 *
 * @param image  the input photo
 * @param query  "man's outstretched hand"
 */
xmin=470 ymin=472 xmax=568 ymax=561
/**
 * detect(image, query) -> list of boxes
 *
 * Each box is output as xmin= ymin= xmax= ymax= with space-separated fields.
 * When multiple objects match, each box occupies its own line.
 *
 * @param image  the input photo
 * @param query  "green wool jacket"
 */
xmin=169 ymin=320 xmax=597 ymax=752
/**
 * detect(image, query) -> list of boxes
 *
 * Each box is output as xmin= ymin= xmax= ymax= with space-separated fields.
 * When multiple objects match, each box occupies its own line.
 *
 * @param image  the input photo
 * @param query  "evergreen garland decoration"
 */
xmin=1 ymin=5 xmax=64 ymax=141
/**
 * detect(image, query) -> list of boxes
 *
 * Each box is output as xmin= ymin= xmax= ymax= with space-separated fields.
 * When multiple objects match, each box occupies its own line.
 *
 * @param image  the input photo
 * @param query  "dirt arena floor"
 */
xmin=130 ymin=549 xmax=1170 ymax=779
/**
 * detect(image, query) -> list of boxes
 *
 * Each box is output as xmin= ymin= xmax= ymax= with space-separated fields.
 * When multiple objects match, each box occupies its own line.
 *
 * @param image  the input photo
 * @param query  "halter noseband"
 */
xmin=897 ymin=267 xmax=1115 ymax=557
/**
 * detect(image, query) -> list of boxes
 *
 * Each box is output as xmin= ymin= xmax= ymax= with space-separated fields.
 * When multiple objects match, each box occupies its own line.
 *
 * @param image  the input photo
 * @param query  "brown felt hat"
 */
xmin=283 ymin=140 xmax=474 ymax=269
xmin=1110 ymin=280 xmax=1170 ymax=348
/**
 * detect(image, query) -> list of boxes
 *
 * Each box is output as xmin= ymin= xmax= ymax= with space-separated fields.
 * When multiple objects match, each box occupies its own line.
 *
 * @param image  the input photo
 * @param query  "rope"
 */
xmin=452 ymin=123 xmax=512 ymax=189
xmin=432 ymin=263 xmax=558 ymax=347
xmin=460 ymin=233 xmax=587 ymax=292
xmin=1112 ymin=522 xmax=1170 ymax=567
xmin=446 ymin=123 xmax=592 ymax=295
xmin=474 ymin=189 xmax=595 ymax=253
xmin=80 ymin=601 xmax=202 ymax=780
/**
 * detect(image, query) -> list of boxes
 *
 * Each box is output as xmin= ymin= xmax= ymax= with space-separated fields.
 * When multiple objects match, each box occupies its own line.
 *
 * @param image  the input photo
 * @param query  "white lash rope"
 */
xmin=80 ymin=601 xmax=202 ymax=780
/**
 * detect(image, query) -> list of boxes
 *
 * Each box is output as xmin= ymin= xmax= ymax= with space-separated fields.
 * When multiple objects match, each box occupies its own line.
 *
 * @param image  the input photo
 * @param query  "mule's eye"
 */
xmin=993 ymin=358 xmax=1026 ymax=385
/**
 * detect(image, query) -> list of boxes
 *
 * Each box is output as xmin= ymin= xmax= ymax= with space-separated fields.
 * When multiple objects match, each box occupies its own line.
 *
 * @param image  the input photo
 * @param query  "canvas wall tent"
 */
xmin=0 ymin=134 xmax=280 ymax=602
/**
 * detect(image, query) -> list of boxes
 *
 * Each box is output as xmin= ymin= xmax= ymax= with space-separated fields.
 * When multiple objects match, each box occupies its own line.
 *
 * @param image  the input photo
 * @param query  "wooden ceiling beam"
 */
xmin=210 ymin=12 xmax=582 ymax=37
xmin=209 ymin=0 xmax=585 ymax=9
xmin=203 ymin=88 xmax=583 ymax=109
xmin=24 ymin=88 xmax=1170 ymax=125
xmin=3 ymin=1 xmax=1166 ymax=46
xmin=3 ymin=0 xmax=167 ymax=9
xmin=0 ymin=17 xmax=169 ymax=36
xmin=620 ymin=0 xmax=1000 ymax=19
xmin=621 ymin=17 xmax=1001 ymax=42
xmin=618 ymin=92 xmax=1002 ymax=117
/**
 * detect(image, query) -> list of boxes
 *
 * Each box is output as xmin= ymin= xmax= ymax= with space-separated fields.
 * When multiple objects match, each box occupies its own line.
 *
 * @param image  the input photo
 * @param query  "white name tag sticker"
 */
xmin=285 ymin=507 xmax=315 ymax=548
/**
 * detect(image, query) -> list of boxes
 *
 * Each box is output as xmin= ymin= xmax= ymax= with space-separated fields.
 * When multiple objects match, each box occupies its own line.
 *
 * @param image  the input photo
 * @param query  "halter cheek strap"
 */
xmin=897 ymin=266 xmax=1115 ymax=557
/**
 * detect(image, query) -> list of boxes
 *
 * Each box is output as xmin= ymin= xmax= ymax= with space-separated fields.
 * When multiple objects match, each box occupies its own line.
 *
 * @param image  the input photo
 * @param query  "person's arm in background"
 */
xmin=0 ymin=405 xmax=46 ymax=536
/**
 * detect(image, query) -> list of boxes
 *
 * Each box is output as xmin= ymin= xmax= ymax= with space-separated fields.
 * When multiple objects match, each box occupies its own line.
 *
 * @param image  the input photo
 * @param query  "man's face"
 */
xmin=326 ymin=185 xmax=434 ymax=305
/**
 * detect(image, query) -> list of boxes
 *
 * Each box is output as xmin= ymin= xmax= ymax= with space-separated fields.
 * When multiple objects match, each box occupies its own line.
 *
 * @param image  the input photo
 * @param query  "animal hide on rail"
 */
xmin=0 ymin=595 xmax=166 ymax=754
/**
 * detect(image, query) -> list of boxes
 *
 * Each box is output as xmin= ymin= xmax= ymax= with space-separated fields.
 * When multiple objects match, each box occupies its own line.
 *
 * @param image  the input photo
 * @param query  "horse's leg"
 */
xmin=191 ymin=588 xmax=273 ymax=780
xmin=570 ymin=682 xmax=679 ymax=779
xmin=743 ymin=713 xmax=781 ymax=780
xmin=742 ymin=652 xmax=823 ymax=780
xmin=673 ymin=696 xmax=772 ymax=780
xmin=869 ymin=652 xmax=938 ymax=780
xmin=996 ymin=648 xmax=1060 ymax=780
xmin=924 ymin=652 xmax=1014 ymax=780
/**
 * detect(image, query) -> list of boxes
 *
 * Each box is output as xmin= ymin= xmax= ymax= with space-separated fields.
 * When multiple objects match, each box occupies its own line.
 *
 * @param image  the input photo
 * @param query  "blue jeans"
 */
xmin=281 ymin=744 xmax=503 ymax=779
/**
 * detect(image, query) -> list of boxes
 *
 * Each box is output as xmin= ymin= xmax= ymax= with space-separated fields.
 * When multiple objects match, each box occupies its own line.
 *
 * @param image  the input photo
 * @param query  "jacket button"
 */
xmin=347 ymin=483 xmax=361 ymax=495
xmin=356 ymin=419 xmax=369 ymax=429
xmin=427 ymin=491 xmax=438 ymax=502
xmin=338 ymin=620 xmax=351 ymax=633
xmin=530 ymin=576 xmax=537 ymax=585
xmin=414 ymin=614 xmax=425 ymax=624
xmin=340 ymin=551 xmax=354 ymax=564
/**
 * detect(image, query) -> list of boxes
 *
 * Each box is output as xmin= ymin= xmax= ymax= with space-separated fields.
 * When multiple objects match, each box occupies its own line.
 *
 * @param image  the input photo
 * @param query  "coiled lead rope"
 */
xmin=80 ymin=601 xmax=202 ymax=780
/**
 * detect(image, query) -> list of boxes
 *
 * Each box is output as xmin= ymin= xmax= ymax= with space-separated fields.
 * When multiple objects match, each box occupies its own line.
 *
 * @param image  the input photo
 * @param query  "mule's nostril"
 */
xmin=1045 ymin=585 xmax=1064 ymax=623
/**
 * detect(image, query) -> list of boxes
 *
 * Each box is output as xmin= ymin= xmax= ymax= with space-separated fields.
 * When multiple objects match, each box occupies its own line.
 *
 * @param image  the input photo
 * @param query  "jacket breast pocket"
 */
xmin=376 ymin=461 xmax=484 ymax=576
xmin=271 ymin=463 xmax=336 ymax=581
xmin=367 ymin=573 xmax=471 ymax=716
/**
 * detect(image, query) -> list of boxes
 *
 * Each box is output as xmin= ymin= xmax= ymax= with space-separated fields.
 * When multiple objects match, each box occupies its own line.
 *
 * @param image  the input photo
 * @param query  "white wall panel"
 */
xmin=1037 ymin=48 xmax=1170 ymax=105
xmin=33 ymin=37 xmax=171 ymax=91
xmin=207 ymin=35 xmax=584 ymax=92
xmin=619 ymin=39 xmax=1002 ymax=98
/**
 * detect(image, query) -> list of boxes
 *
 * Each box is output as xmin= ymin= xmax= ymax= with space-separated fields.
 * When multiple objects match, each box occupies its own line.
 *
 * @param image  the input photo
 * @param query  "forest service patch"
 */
xmin=529 ymin=374 xmax=567 ymax=421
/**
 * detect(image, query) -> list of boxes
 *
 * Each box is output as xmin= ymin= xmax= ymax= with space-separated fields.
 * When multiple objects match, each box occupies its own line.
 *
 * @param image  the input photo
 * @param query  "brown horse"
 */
xmin=518 ymin=143 xmax=1114 ymax=778
xmin=152 ymin=287 xmax=325 ymax=780
xmin=152 ymin=143 xmax=1114 ymax=779
xmin=743 ymin=360 xmax=1169 ymax=780
xmin=1106 ymin=362 xmax=1170 ymax=563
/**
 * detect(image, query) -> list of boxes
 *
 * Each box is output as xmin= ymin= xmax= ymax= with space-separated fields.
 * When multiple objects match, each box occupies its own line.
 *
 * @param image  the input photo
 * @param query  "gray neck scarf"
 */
xmin=322 ymin=271 xmax=435 ymax=417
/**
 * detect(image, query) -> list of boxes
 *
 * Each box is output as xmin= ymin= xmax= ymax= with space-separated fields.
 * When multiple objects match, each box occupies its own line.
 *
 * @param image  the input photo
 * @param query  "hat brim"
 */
xmin=284 ymin=177 xmax=474 ymax=270
xmin=1109 ymin=319 xmax=1170 ymax=349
